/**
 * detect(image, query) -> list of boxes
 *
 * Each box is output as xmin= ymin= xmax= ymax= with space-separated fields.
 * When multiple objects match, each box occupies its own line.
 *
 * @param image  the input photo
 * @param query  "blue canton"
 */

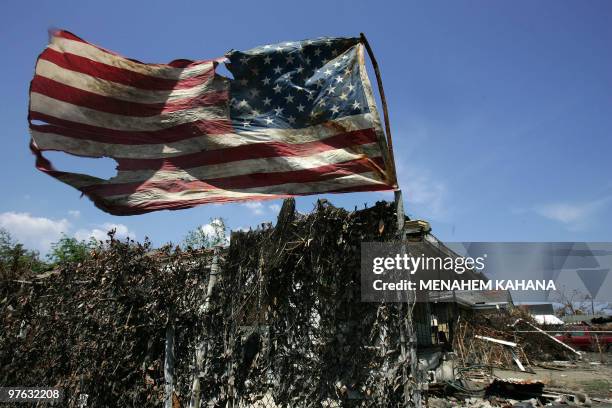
xmin=225 ymin=37 xmax=370 ymax=131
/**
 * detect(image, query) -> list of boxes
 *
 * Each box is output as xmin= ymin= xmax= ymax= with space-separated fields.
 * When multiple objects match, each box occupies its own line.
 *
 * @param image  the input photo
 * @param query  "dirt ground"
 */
xmin=492 ymin=352 xmax=612 ymax=399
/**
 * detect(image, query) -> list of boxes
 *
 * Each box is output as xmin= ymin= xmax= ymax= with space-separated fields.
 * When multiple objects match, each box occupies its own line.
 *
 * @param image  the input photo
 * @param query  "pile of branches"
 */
xmin=1 ymin=199 xmax=416 ymax=407
xmin=454 ymin=318 xmax=533 ymax=371
xmin=453 ymin=309 xmax=577 ymax=372
xmin=199 ymin=199 xmax=413 ymax=407
xmin=0 ymin=234 xmax=213 ymax=407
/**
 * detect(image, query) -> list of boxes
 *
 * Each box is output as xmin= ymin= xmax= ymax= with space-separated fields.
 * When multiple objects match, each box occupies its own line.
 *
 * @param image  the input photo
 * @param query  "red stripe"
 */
xmin=89 ymin=183 xmax=393 ymax=215
xmin=95 ymin=193 xmax=290 ymax=215
xmin=29 ymin=112 xmax=233 ymax=144
xmin=53 ymin=30 xmax=212 ymax=69
xmin=31 ymin=75 xmax=228 ymax=117
xmin=115 ymin=128 xmax=378 ymax=171
xmin=40 ymin=48 xmax=214 ymax=91
xmin=82 ymin=157 xmax=386 ymax=197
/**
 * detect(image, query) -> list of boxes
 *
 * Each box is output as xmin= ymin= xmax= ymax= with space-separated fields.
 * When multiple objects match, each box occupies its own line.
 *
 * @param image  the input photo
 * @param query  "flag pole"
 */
xmin=359 ymin=33 xmax=398 ymax=190
xmin=361 ymin=33 xmax=423 ymax=408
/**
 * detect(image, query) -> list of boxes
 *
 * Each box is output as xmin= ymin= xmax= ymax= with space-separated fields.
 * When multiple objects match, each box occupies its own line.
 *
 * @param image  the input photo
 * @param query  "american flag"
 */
xmin=29 ymin=31 xmax=396 ymax=215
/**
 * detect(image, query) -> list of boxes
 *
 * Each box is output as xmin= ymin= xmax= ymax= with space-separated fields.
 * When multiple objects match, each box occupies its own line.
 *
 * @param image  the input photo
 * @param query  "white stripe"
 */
xmin=50 ymin=36 xmax=211 ymax=80
xmin=36 ymin=59 xmax=226 ymax=105
xmin=106 ymin=172 xmax=386 ymax=204
xmin=31 ymin=113 xmax=376 ymax=158
xmin=30 ymin=92 xmax=228 ymax=131
xmin=51 ymin=144 xmax=382 ymax=188
xmin=109 ymin=144 xmax=383 ymax=184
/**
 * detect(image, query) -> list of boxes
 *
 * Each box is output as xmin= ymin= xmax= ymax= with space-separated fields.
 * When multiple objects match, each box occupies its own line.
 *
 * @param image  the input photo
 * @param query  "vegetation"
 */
xmin=0 ymin=229 xmax=99 ymax=279
xmin=182 ymin=217 xmax=227 ymax=249
xmin=0 ymin=228 xmax=47 ymax=278
xmin=47 ymin=235 xmax=97 ymax=266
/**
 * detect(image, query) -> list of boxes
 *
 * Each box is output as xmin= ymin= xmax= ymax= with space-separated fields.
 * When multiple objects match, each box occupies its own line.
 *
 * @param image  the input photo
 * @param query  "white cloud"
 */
xmin=74 ymin=223 xmax=135 ymax=242
xmin=534 ymin=196 xmax=611 ymax=230
xmin=68 ymin=210 xmax=81 ymax=218
xmin=394 ymin=158 xmax=449 ymax=221
xmin=0 ymin=212 xmax=70 ymax=253
xmin=243 ymin=202 xmax=265 ymax=215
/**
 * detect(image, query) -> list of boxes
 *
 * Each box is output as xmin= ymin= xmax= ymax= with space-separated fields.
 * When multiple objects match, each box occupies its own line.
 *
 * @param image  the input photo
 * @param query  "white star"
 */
xmin=341 ymin=54 xmax=349 ymax=60
xmin=332 ymin=49 xmax=338 ymax=56
xmin=242 ymin=120 xmax=251 ymax=127
xmin=263 ymin=55 xmax=272 ymax=65
xmin=274 ymin=106 xmax=284 ymax=116
xmin=347 ymin=84 xmax=355 ymax=92
xmin=285 ymin=55 xmax=295 ymax=64
xmin=314 ymin=48 xmax=321 ymax=56
xmin=318 ymin=98 xmax=326 ymax=106
xmin=239 ymin=79 xmax=248 ymax=86
xmin=335 ymin=75 xmax=344 ymax=83
xmin=296 ymin=65 xmax=304 ymax=74
xmin=326 ymin=85 xmax=336 ymax=95
xmin=265 ymin=117 xmax=274 ymax=125
xmin=263 ymin=97 xmax=272 ymax=105
xmin=352 ymin=101 xmax=360 ymax=110
xmin=273 ymin=84 xmax=282 ymax=93
xmin=306 ymin=93 xmax=315 ymax=101
xmin=287 ymin=115 xmax=296 ymax=124
xmin=240 ymin=56 xmax=249 ymax=64
xmin=330 ymin=105 xmax=339 ymax=114
xmin=285 ymin=94 xmax=294 ymax=103
xmin=273 ymin=66 xmax=282 ymax=74
xmin=262 ymin=77 xmax=271 ymax=85
xmin=296 ymin=104 xmax=305 ymax=112
xmin=333 ymin=61 xmax=341 ymax=68
xmin=323 ymin=69 xmax=333 ymax=77
xmin=238 ymin=99 xmax=249 ymax=108
xmin=249 ymin=89 xmax=260 ymax=98
xmin=305 ymin=57 xmax=311 ymax=65
xmin=339 ymin=92 xmax=348 ymax=101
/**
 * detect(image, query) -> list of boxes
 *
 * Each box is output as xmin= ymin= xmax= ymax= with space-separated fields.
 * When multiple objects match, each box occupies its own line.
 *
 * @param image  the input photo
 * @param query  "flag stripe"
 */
xmin=82 ymin=157 xmax=384 ymax=197
xmin=30 ymin=92 xmax=228 ymax=131
xmin=35 ymin=58 xmax=227 ymax=105
xmin=41 ymin=47 xmax=215 ymax=91
xmin=50 ymin=31 xmax=214 ymax=79
xmin=30 ymin=113 xmax=377 ymax=153
xmin=101 ymin=172 xmax=387 ymax=208
xmin=115 ymin=128 xmax=378 ymax=171
xmin=30 ymin=113 xmax=232 ymax=144
xmin=74 ymin=143 xmax=383 ymax=187
xmin=97 ymin=181 xmax=392 ymax=215
xmin=31 ymin=75 xmax=228 ymax=117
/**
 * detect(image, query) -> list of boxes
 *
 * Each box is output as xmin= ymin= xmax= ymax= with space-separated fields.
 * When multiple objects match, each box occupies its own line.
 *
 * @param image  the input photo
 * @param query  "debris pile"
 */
xmin=1 ymin=235 xmax=214 ymax=407
xmin=1 ymin=199 xmax=423 ymax=407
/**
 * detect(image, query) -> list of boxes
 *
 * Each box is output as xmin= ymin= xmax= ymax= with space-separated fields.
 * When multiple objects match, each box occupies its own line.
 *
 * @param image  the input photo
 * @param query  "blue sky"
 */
xmin=1 ymin=0 xmax=611 ymax=254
